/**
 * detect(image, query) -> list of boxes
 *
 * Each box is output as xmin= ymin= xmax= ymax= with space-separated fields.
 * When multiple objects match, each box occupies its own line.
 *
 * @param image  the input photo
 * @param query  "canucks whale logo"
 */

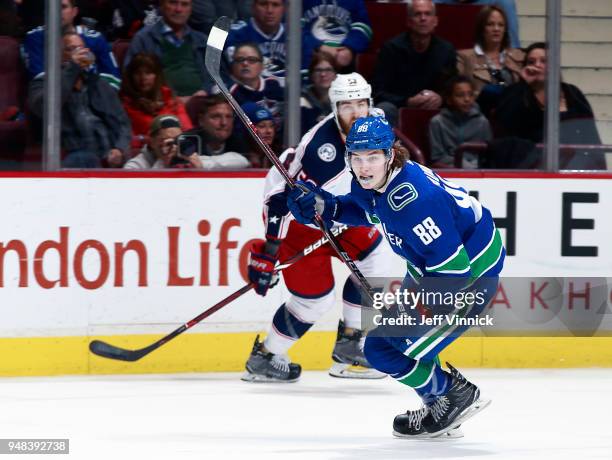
xmin=312 ymin=17 xmax=348 ymax=43
xmin=388 ymin=183 xmax=418 ymax=211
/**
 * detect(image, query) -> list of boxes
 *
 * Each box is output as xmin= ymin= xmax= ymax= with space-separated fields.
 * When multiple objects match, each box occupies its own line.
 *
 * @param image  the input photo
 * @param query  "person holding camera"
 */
xmin=28 ymin=31 xmax=130 ymax=168
xmin=124 ymin=114 xmax=204 ymax=169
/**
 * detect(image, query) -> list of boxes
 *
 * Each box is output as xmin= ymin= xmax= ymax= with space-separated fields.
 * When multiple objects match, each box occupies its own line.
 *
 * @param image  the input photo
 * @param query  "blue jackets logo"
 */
xmin=387 ymin=183 xmax=418 ymax=211
xmin=317 ymin=143 xmax=337 ymax=162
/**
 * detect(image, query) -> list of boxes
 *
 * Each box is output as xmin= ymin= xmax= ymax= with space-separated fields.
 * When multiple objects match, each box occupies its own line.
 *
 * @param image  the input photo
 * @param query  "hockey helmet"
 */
xmin=346 ymin=116 xmax=395 ymax=156
xmin=329 ymin=73 xmax=372 ymax=118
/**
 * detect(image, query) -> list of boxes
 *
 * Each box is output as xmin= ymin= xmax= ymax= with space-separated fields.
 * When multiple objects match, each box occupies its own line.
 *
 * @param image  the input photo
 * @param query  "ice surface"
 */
xmin=1 ymin=369 xmax=610 ymax=460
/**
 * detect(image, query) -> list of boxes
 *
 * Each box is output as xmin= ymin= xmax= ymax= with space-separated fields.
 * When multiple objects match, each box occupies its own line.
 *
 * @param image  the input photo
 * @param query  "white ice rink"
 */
xmin=1 ymin=369 xmax=611 ymax=460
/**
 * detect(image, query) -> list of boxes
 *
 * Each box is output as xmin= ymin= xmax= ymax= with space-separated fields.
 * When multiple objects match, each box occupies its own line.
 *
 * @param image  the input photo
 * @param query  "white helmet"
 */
xmin=328 ymin=72 xmax=372 ymax=119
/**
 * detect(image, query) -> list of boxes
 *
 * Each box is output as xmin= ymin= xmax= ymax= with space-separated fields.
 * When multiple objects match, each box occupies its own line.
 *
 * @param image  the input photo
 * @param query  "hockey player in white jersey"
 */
xmin=243 ymin=73 xmax=392 ymax=382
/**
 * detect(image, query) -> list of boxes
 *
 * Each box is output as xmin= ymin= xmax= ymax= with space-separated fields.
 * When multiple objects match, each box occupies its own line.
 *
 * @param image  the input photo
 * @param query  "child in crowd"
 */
xmin=429 ymin=76 xmax=492 ymax=168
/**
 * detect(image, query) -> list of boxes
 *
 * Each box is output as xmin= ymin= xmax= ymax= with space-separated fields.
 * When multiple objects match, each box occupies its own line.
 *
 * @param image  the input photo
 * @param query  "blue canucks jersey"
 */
xmin=21 ymin=26 xmax=121 ymax=89
xmin=302 ymin=0 xmax=373 ymax=66
xmin=229 ymin=77 xmax=284 ymax=120
xmin=226 ymin=19 xmax=288 ymax=79
xmin=337 ymin=161 xmax=505 ymax=281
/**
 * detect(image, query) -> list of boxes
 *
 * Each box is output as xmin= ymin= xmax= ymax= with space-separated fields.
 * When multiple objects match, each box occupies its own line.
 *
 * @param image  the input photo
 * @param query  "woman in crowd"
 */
xmin=457 ymin=5 xmax=523 ymax=116
xmin=120 ymin=53 xmax=192 ymax=149
xmin=241 ymin=102 xmax=281 ymax=169
xmin=495 ymin=42 xmax=605 ymax=169
xmin=300 ymin=51 xmax=338 ymax=135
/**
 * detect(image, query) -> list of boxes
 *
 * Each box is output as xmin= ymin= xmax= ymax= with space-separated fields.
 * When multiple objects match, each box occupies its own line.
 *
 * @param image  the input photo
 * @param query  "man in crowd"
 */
xmin=22 ymin=0 xmax=121 ymax=89
xmin=225 ymin=0 xmax=287 ymax=78
xmin=124 ymin=0 xmax=214 ymax=100
xmin=28 ymin=32 xmax=130 ymax=168
xmin=373 ymin=0 xmax=456 ymax=126
xmin=184 ymin=94 xmax=251 ymax=169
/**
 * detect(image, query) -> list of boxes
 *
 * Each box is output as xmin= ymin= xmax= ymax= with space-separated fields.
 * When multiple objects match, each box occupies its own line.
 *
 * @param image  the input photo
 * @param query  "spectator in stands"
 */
xmin=28 ymin=32 xmax=130 ymax=168
xmin=124 ymin=114 xmax=206 ymax=168
xmin=301 ymin=0 xmax=372 ymax=72
xmin=457 ymin=5 xmax=523 ymax=117
xmin=121 ymin=52 xmax=192 ymax=149
xmin=429 ymin=75 xmax=491 ymax=168
xmin=228 ymin=43 xmax=284 ymax=124
xmin=124 ymin=0 xmax=214 ymax=100
xmin=433 ymin=0 xmax=520 ymax=48
xmin=225 ymin=0 xmax=287 ymax=79
xmin=495 ymin=42 xmax=605 ymax=170
xmin=300 ymin=50 xmax=337 ymax=135
xmin=190 ymin=0 xmax=252 ymax=35
xmin=373 ymin=0 xmax=456 ymax=126
xmin=21 ymin=0 xmax=121 ymax=89
xmin=183 ymin=94 xmax=250 ymax=169
xmin=241 ymin=102 xmax=279 ymax=168
xmin=107 ymin=0 xmax=160 ymax=40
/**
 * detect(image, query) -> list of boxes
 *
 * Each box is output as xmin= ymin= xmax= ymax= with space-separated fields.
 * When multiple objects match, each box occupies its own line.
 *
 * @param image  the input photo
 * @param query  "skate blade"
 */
xmin=240 ymin=371 xmax=299 ymax=383
xmin=393 ymin=426 xmax=464 ymax=440
xmin=328 ymin=362 xmax=387 ymax=379
xmin=428 ymin=398 xmax=492 ymax=438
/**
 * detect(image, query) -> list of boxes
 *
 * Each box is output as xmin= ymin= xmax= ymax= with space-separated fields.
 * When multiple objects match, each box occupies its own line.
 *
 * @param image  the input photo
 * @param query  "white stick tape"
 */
xmin=208 ymin=26 xmax=228 ymax=51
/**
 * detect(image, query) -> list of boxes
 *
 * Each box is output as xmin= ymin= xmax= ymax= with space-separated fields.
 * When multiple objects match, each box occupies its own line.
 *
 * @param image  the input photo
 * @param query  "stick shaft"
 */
xmin=205 ymin=17 xmax=374 ymax=302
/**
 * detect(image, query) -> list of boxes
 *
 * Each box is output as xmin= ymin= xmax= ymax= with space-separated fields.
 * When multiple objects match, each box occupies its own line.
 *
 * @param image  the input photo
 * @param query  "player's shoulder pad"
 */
xmin=386 ymin=182 xmax=418 ymax=212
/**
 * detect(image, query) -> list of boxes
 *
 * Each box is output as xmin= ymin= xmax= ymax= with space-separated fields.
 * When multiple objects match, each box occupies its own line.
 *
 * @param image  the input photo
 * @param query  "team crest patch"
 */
xmin=317 ymin=143 xmax=337 ymax=162
xmin=387 ymin=183 xmax=418 ymax=211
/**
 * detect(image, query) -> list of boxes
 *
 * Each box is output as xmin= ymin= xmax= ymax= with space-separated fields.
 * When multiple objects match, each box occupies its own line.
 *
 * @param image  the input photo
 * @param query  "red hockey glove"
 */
xmin=248 ymin=241 xmax=280 ymax=296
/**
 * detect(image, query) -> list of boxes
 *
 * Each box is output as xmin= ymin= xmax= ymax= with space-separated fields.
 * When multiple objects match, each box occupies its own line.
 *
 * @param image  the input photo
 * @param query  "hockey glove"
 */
xmin=248 ymin=240 xmax=280 ymax=296
xmin=287 ymin=181 xmax=338 ymax=226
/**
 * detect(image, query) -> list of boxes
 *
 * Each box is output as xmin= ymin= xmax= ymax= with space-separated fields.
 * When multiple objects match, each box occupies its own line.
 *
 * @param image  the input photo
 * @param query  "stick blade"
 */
xmin=89 ymin=339 xmax=144 ymax=362
xmin=205 ymin=16 xmax=231 ymax=80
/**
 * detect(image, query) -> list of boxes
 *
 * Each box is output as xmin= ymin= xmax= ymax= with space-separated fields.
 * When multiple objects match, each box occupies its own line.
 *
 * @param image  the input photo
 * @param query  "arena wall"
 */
xmin=1 ymin=171 xmax=611 ymax=376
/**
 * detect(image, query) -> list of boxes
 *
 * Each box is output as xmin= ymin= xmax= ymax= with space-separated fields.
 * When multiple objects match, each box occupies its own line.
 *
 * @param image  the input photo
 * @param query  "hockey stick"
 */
xmin=205 ymin=17 xmax=374 ymax=302
xmin=89 ymin=224 xmax=349 ymax=362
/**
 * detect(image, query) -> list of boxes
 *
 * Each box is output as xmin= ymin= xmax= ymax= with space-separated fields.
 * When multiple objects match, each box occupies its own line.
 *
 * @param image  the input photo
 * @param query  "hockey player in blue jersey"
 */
xmin=287 ymin=116 xmax=505 ymax=438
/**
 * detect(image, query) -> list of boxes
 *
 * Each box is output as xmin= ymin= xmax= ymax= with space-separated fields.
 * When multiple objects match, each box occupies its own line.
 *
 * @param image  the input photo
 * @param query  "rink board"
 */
xmin=1 ymin=171 xmax=612 ymax=376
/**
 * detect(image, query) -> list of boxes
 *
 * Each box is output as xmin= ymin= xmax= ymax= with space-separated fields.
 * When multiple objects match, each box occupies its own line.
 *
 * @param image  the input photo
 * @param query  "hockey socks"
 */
xmin=342 ymin=277 xmax=366 ymax=329
xmin=393 ymin=359 xmax=451 ymax=398
xmin=264 ymin=304 xmax=314 ymax=355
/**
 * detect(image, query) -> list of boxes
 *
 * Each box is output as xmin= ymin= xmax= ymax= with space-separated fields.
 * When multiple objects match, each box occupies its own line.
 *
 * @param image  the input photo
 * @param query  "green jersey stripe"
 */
xmin=397 ymin=359 xmax=435 ymax=388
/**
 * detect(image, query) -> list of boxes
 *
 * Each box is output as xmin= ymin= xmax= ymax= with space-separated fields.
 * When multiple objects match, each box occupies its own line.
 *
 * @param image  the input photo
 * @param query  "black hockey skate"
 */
xmin=393 ymin=406 xmax=464 ymax=439
xmin=241 ymin=335 xmax=302 ymax=383
xmin=329 ymin=320 xmax=385 ymax=379
xmin=420 ymin=363 xmax=491 ymax=437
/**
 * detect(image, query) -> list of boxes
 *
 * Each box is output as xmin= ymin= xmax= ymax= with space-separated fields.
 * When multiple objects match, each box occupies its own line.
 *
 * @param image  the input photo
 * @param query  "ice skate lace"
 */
xmin=407 ymin=406 xmax=428 ymax=429
xmin=270 ymin=354 xmax=291 ymax=374
xmin=429 ymin=396 xmax=450 ymax=423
